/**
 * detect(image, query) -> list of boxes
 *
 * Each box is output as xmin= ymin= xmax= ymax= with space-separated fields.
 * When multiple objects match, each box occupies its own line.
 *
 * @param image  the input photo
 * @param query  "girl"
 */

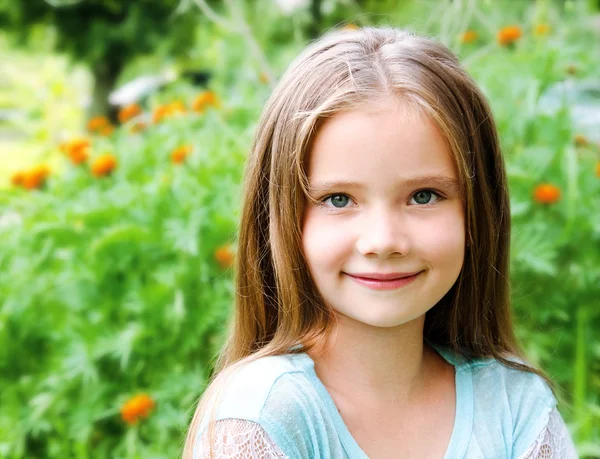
xmin=183 ymin=27 xmax=577 ymax=458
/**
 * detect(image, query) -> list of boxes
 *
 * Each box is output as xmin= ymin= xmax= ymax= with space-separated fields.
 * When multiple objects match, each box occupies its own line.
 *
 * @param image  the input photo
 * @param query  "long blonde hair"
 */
xmin=183 ymin=26 xmax=548 ymax=458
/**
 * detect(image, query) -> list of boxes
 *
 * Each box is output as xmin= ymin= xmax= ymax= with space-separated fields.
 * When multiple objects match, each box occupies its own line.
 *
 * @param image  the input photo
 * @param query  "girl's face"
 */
xmin=301 ymin=99 xmax=465 ymax=329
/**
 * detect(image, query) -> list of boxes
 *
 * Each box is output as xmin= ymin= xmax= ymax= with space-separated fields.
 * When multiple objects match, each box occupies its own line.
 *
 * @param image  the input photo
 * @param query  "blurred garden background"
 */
xmin=0 ymin=0 xmax=599 ymax=457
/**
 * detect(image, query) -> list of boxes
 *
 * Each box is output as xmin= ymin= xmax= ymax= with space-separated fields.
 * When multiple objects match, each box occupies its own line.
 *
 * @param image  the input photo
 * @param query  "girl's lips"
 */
xmin=345 ymin=271 xmax=422 ymax=290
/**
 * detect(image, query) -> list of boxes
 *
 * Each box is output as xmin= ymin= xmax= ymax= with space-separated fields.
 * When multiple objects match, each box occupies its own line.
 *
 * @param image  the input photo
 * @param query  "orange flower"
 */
xmin=460 ymin=30 xmax=478 ymax=44
xmin=171 ymin=145 xmax=192 ymax=164
xmin=153 ymin=101 xmax=186 ymax=123
xmin=11 ymin=171 xmax=25 ymax=187
xmin=120 ymin=394 xmax=155 ymax=425
xmin=118 ymin=103 xmax=142 ymax=123
xmin=574 ymin=134 xmax=588 ymax=147
xmin=533 ymin=183 xmax=561 ymax=204
xmin=534 ymin=24 xmax=550 ymax=36
xmin=61 ymin=138 xmax=90 ymax=165
xmin=23 ymin=165 xmax=51 ymax=190
xmin=87 ymin=116 xmax=110 ymax=132
xmin=191 ymin=91 xmax=219 ymax=113
xmin=215 ymin=244 xmax=235 ymax=269
xmin=497 ymin=25 xmax=522 ymax=46
xmin=91 ymin=154 xmax=117 ymax=178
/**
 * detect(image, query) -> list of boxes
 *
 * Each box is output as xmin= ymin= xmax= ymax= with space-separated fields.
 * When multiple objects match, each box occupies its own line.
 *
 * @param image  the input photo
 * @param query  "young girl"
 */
xmin=183 ymin=27 xmax=577 ymax=459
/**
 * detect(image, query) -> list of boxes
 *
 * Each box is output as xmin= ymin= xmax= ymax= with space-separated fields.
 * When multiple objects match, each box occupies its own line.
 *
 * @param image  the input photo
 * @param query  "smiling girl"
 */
xmin=183 ymin=27 xmax=577 ymax=459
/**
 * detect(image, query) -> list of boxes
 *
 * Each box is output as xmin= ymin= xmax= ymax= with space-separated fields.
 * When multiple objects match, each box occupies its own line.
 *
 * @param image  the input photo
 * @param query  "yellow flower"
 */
xmin=91 ymin=153 xmax=117 ymax=178
xmin=120 ymin=394 xmax=155 ymax=425
xmin=118 ymin=103 xmax=142 ymax=123
xmin=191 ymin=91 xmax=219 ymax=113
xmin=459 ymin=30 xmax=478 ymax=44
xmin=497 ymin=25 xmax=522 ymax=46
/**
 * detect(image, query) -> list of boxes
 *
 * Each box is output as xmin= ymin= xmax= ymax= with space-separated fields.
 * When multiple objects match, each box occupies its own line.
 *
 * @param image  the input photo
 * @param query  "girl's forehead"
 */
xmin=306 ymin=100 xmax=451 ymax=171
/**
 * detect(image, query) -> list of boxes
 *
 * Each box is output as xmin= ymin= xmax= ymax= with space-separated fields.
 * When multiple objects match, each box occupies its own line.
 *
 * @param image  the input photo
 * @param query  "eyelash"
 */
xmin=317 ymin=189 xmax=444 ymax=210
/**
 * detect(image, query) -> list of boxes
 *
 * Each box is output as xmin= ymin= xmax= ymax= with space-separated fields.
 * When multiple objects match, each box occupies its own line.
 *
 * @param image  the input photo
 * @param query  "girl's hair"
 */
xmin=183 ymin=26 xmax=549 ymax=457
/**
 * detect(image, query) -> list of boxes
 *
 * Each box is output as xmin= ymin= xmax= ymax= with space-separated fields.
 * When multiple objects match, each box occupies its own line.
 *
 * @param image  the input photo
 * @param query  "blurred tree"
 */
xmin=0 ymin=0 xmax=205 ymax=120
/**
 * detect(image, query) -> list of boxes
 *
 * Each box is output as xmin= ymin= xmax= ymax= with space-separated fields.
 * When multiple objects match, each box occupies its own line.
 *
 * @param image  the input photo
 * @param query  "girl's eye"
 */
xmin=321 ymin=194 xmax=352 ymax=208
xmin=410 ymin=189 xmax=441 ymax=205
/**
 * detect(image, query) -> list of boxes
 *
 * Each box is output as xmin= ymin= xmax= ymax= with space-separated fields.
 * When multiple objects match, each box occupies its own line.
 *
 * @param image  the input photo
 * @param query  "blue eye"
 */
xmin=410 ymin=190 xmax=441 ymax=205
xmin=323 ymin=194 xmax=351 ymax=208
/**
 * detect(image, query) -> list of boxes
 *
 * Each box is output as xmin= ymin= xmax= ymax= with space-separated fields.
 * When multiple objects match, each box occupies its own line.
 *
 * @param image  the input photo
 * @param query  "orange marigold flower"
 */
xmin=192 ymin=91 xmax=219 ymax=113
xmin=171 ymin=145 xmax=192 ymax=164
xmin=120 ymin=394 xmax=155 ymax=425
xmin=118 ymin=103 xmax=142 ymax=124
xmin=68 ymin=148 xmax=88 ymax=165
xmin=533 ymin=183 xmax=561 ymax=204
xmin=153 ymin=101 xmax=186 ymax=123
xmin=460 ymin=30 xmax=478 ymax=44
xmin=574 ymin=134 xmax=588 ymax=147
xmin=534 ymin=23 xmax=550 ymax=36
xmin=87 ymin=116 xmax=110 ymax=132
xmin=497 ymin=25 xmax=522 ymax=46
xmin=91 ymin=153 xmax=117 ymax=178
xmin=215 ymin=244 xmax=235 ymax=269
xmin=62 ymin=138 xmax=90 ymax=165
xmin=11 ymin=171 xmax=26 ymax=187
xmin=23 ymin=165 xmax=51 ymax=190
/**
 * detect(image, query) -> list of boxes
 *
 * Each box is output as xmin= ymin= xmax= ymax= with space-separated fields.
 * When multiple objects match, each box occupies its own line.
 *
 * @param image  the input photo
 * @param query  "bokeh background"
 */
xmin=1 ymin=0 xmax=599 ymax=457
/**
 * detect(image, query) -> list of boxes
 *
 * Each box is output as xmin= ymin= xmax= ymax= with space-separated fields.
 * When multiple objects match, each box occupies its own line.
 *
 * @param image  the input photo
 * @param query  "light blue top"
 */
xmin=195 ymin=344 xmax=556 ymax=458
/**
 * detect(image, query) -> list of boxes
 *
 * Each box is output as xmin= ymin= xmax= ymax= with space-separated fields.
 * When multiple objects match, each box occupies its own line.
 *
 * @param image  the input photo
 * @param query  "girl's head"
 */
xmin=230 ymin=26 xmax=514 ymax=364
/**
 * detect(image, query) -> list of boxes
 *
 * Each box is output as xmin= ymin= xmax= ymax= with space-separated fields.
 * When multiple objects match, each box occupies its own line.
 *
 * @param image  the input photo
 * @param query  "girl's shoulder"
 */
xmin=446 ymin=351 xmax=558 ymax=457
xmin=211 ymin=352 xmax=315 ymax=423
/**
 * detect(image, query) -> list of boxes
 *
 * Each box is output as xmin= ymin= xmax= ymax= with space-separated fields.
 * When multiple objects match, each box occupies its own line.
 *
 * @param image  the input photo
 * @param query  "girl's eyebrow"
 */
xmin=307 ymin=175 xmax=461 ymax=194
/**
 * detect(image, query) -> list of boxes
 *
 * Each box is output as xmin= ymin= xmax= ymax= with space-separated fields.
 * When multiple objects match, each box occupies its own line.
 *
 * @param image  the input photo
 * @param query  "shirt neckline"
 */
xmin=289 ymin=343 xmax=473 ymax=459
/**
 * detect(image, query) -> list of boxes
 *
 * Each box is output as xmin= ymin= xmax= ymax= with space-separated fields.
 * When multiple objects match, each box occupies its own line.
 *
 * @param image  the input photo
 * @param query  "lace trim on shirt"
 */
xmin=194 ymin=418 xmax=288 ymax=459
xmin=519 ymin=407 xmax=578 ymax=459
xmin=194 ymin=408 xmax=576 ymax=459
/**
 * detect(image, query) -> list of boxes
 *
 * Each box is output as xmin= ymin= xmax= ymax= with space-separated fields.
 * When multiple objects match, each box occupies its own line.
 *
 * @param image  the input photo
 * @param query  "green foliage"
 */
xmin=0 ymin=0 xmax=201 ymax=68
xmin=1 ymin=0 xmax=599 ymax=457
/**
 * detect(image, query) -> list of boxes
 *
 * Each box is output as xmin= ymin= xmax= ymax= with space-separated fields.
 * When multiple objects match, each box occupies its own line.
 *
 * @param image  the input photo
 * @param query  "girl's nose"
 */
xmin=355 ymin=206 xmax=411 ymax=258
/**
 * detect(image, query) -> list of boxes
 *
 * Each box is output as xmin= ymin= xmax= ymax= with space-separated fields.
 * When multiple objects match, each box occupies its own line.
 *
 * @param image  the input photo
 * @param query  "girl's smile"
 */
xmin=302 ymin=98 xmax=466 ymax=328
xmin=343 ymin=271 xmax=423 ymax=291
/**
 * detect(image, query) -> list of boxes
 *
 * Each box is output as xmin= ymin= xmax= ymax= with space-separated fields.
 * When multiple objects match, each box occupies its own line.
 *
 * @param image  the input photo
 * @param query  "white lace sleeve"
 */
xmin=194 ymin=418 xmax=288 ymax=459
xmin=518 ymin=407 xmax=578 ymax=459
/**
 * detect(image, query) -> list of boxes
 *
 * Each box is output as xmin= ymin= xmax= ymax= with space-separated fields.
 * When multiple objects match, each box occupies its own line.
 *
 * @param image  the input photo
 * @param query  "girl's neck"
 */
xmin=306 ymin=313 xmax=440 ymax=407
